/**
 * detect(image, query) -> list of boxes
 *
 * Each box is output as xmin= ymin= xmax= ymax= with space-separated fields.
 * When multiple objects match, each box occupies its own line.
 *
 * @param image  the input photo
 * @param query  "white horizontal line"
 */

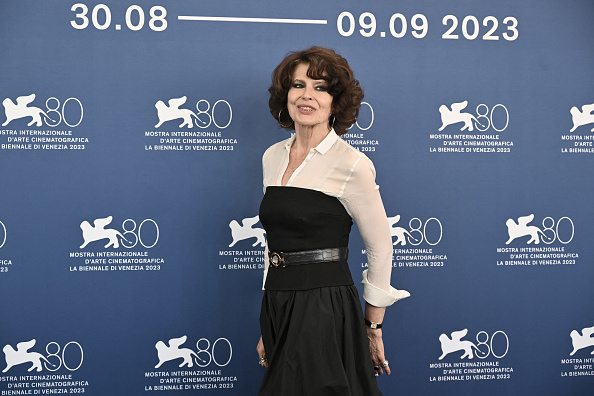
xmin=178 ymin=15 xmax=328 ymax=25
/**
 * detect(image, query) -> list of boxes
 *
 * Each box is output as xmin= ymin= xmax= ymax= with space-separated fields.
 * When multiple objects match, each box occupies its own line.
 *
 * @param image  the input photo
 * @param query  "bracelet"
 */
xmin=364 ymin=318 xmax=383 ymax=329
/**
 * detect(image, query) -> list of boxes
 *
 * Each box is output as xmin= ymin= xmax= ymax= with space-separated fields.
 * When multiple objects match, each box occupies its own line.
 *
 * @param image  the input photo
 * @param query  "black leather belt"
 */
xmin=268 ymin=247 xmax=348 ymax=268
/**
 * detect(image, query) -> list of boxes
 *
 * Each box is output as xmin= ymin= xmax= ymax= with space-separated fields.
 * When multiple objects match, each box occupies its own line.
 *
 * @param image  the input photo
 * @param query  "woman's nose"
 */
xmin=302 ymin=86 xmax=313 ymax=99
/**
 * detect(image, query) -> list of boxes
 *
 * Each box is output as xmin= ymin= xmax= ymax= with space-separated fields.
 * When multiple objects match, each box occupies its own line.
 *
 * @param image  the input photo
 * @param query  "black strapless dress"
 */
xmin=258 ymin=186 xmax=383 ymax=396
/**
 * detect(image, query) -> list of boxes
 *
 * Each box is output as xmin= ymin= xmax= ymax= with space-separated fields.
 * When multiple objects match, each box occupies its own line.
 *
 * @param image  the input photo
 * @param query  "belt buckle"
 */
xmin=269 ymin=252 xmax=285 ymax=268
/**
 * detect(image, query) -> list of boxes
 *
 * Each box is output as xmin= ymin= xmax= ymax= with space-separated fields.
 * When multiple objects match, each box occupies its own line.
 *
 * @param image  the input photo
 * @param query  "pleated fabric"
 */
xmin=259 ymin=286 xmax=382 ymax=396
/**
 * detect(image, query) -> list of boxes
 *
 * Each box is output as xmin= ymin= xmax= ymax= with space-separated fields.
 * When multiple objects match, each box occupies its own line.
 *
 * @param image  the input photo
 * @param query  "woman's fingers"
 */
xmin=368 ymin=329 xmax=391 ymax=375
xmin=256 ymin=336 xmax=268 ymax=368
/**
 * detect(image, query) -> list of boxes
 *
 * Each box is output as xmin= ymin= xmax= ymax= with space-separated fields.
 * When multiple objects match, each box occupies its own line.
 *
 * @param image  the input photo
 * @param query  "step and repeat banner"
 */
xmin=1 ymin=1 xmax=593 ymax=395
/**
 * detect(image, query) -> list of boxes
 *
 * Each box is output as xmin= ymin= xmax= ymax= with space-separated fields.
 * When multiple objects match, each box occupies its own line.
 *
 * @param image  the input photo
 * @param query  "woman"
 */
xmin=256 ymin=46 xmax=409 ymax=396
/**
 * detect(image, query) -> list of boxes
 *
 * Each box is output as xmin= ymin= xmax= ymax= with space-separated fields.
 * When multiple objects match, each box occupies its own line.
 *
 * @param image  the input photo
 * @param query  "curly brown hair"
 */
xmin=268 ymin=46 xmax=364 ymax=136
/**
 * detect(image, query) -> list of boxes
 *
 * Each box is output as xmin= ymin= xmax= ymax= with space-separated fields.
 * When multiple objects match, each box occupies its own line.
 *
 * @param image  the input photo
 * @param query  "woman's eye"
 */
xmin=292 ymin=83 xmax=304 ymax=89
xmin=316 ymin=85 xmax=328 ymax=91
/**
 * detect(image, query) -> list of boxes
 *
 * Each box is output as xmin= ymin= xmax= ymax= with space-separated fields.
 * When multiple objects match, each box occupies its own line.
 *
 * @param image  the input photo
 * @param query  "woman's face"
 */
xmin=287 ymin=63 xmax=333 ymax=130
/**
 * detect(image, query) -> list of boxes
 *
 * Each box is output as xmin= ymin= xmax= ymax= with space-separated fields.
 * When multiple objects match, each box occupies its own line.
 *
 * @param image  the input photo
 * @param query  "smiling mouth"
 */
xmin=298 ymin=106 xmax=315 ymax=111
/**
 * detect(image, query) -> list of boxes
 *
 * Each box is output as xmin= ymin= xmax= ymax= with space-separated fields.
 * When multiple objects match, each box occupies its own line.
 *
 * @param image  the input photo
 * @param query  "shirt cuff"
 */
xmin=361 ymin=269 xmax=410 ymax=307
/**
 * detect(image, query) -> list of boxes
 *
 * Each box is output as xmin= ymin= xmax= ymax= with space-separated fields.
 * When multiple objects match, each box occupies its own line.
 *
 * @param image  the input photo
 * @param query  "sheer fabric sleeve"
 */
xmin=339 ymin=155 xmax=410 ymax=307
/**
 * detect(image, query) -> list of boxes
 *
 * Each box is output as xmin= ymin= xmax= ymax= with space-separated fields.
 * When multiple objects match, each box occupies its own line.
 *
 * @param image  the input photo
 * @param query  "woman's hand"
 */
xmin=364 ymin=303 xmax=389 ymax=375
xmin=256 ymin=336 xmax=268 ymax=368
xmin=367 ymin=328 xmax=391 ymax=375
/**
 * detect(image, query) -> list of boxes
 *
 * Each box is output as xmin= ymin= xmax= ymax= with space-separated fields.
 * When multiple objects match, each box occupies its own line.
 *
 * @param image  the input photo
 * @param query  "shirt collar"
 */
xmin=315 ymin=129 xmax=338 ymax=154
xmin=284 ymin=129 xmax=338 ymax=155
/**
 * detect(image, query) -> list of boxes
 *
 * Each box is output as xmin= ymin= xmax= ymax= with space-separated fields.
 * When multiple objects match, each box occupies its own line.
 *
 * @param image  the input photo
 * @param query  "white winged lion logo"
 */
xmin=228 ymin=215 xmax=266 ymax=248
xmin=2 ymin=94 xmax=55 ymax=127
xmin=79 ymin=216 xmax=129 ymax=249
xmin=438 ymin=100 xmax=485 ymax=132
xmin=2 ymin=340 xmax=55 ymax=373
xmin=505 ymin=214 xmax=552 ymax=245
xmin=438 ymin=329 xmax=486 ymax=360
xmin=154 ymin=96 xmax=208 ymax=128
xmin=387 ymin=215 xmax=419 ymax=246
xmin=569 ymin=325 xmax=594 ymax=356
xmin=154 ymin=335 xmax=206 ymax=368
xmin=570 ymin=103 xmax=594 ymax=132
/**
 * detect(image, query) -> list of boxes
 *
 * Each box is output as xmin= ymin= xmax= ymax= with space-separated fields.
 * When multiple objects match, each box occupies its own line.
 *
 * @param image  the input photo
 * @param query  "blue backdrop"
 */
xmin=1 ymin=1 xmax=593 ymax=394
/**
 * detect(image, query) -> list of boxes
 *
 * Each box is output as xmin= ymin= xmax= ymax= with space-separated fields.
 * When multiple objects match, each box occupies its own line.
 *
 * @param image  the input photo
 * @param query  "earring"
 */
xmin=278 ymin=108 xmax=293 ymax=128
xmin=329 ymin=115 xmax=335 ymax=129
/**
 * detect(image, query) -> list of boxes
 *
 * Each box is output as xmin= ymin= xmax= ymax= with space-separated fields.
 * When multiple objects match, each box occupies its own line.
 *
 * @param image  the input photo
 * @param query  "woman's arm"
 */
xmin=365 ymin=303 xmax=391 ymax=375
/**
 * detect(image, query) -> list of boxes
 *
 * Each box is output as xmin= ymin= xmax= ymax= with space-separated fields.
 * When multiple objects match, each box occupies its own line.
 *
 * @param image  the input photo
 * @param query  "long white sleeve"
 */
xmin=339 ymin=156 xmax=410 ymax=306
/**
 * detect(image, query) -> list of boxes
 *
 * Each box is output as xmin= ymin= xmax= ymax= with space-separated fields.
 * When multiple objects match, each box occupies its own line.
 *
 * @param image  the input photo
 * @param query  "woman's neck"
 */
xmin=292 ymin=123 xmax=331 ymax=153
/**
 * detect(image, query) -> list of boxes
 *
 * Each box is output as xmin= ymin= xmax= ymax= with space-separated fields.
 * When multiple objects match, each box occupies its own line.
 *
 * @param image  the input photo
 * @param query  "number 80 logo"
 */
xmin=44 ymin=341 xmax=84 ymax=371
xmin=44 ymin=97 xmax=84 ymax=127
xmin=405 ymin=218 xmax=443 ymax=246
xmin=121 ymin=219 xmax=159 ymax=249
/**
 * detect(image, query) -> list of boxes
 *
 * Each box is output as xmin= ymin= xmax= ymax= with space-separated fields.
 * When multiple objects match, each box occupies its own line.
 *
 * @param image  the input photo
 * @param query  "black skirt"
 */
xmin=258 ymin=187 xmax=383 ymax=396
xmin=259 ymin=284 xmax=383 ymax=396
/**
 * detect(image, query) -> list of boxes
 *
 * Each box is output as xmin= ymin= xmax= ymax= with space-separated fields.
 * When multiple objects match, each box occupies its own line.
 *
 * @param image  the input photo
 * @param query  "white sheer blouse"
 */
xmin=262 ymin=129 xmax=410 ymax=307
